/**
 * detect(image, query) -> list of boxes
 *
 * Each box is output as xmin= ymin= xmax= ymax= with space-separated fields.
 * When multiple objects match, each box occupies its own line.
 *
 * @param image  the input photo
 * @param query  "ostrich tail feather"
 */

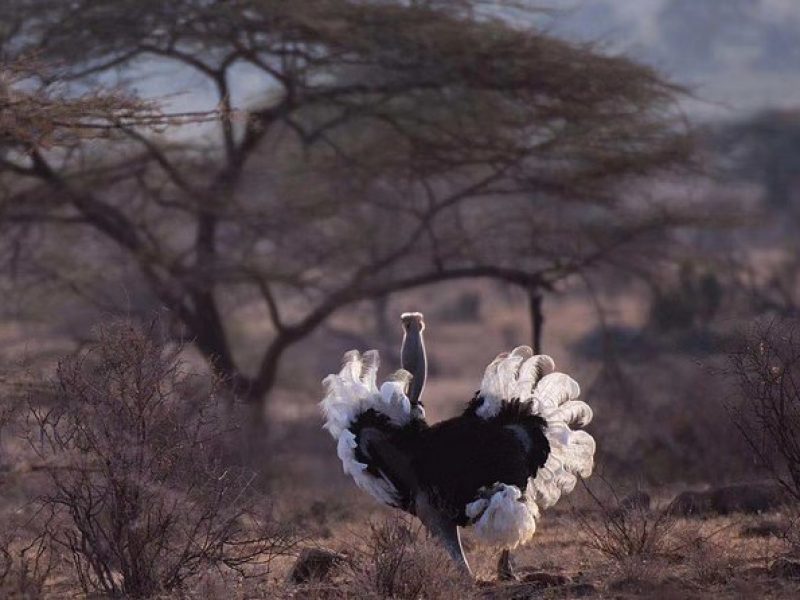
xmin=465 ymin=484 xmax=539 ymax=549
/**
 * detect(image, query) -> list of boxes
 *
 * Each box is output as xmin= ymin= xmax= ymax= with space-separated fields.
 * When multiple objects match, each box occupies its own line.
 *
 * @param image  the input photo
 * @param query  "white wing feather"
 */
xmin=475 ymin=346 xmax=596 ymax=510
xmin=321 ymin=350 xmax=413 ymax=507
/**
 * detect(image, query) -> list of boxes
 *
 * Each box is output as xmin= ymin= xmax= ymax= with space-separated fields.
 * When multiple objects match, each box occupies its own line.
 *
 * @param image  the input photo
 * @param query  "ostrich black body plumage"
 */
xmin=351 ymin=400 xmax=550 ymax=524
xmin=321 ymin=312 xmax=595 ymax=577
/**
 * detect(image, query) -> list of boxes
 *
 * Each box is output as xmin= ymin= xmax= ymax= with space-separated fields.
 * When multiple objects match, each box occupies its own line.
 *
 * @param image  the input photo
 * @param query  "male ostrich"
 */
xmin=321 ymin=312 xmax=595 ymax=577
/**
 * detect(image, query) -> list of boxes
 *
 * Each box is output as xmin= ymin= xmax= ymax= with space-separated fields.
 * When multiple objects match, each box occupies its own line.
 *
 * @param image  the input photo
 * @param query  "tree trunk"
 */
xmin=373 ymin=295 xmax=392 ymax=345
xmin=528 ymin=286 xmax=544 ymax=354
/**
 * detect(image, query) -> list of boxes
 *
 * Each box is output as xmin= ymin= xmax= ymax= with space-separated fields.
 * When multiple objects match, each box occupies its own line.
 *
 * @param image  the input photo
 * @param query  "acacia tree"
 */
xmin=0 ymin=0 xmax=692 ymax=410
xmin=1 ymin=60 xmax=148 ymax=148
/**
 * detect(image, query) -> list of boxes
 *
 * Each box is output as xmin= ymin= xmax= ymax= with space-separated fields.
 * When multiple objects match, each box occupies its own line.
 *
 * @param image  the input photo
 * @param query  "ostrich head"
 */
xmin=400 ymin=312 xmax=427 ymax=415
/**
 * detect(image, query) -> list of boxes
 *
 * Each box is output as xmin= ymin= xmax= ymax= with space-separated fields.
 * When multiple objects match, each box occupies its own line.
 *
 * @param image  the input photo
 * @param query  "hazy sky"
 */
xmin=140 ymin=1 xmax=800 ymax=126
xmin=536 ymin=0 xmax=800 ymax=120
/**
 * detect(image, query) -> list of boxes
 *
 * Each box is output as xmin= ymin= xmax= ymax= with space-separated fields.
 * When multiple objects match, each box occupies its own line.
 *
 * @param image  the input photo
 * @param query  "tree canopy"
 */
xmin=0 ymin=0 xmax=693 ymax=410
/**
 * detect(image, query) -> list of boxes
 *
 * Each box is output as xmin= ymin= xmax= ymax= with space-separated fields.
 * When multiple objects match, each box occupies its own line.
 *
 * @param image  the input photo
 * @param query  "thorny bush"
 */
xmin=575 ymin=478 xmax=677 ymax=563
xmin=729 ymin=320 xmax=800 ymax=502
xmin=27 ymin=321 xmax=297 ymax=597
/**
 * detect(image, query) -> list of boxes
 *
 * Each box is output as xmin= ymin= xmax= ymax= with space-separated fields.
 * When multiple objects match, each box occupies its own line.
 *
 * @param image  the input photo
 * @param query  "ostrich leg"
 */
xmin=415 ymin=491 xmax=472 ymax=576
xmin=497 ymin=549 xmax=518 ymax=581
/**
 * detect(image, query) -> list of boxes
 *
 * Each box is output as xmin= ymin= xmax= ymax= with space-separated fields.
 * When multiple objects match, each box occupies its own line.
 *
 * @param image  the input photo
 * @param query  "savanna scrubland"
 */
xmin=1 ymin=1 xmax=800 ymax=598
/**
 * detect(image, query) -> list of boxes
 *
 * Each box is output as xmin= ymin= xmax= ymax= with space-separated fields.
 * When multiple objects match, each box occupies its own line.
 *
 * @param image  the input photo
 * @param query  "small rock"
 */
xmin=608 ymin=577 xmax=649 ymax=593
xmin=667 ymin=490 xmax=712 ymax=517
xmin=521 ymin=571 xmax=570 ymax=587
xmin=769 ymin=557 xmax=800 ymax=580
xmin=740 ymin=520 xmax=784 ymax=538
xmin=287 ymin=547 xmax=345 ymax=584
xmin=740 ymin=566 xmax=770 ymax=579
xmin=565 ymin=582 xmax=597 ymax=597
xmin=667 ymin=483 xmax=787 ymax=518
xmin=711 ymin=483 xmax=786 ymax=515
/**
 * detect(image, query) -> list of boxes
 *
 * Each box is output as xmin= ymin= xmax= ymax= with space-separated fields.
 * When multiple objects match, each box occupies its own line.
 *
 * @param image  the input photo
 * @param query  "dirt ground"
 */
xmin=271 ymin=495 xmax=800 ymax=599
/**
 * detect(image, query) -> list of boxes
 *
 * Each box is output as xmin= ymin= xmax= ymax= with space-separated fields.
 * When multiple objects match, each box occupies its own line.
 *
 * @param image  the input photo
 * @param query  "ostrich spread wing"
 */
xmin=471 ymin=345 xmax=596 ymax=509
xmin=321 ymin=350 xmax=419 ymax=508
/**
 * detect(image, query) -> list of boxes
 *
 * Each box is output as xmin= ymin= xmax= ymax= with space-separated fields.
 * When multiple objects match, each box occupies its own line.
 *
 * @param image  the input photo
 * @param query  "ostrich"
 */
xmin=321 ymin=312 xmax=595 ymax=578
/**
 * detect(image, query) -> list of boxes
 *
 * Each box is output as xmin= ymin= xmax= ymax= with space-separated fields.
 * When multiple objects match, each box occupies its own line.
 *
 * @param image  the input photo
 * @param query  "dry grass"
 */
xmin=2 ymin=467 xmax=800 ymax=598
xmin=343 ymin=516 xmax=473 ymax=600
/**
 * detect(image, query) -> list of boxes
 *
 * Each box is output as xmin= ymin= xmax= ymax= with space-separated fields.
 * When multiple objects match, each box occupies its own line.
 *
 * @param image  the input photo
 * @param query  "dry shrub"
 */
xmin=178 ymin=567 xmax=278 ymax=600
xmin=346 ymin=516 xmax=473 ymax=600
xmin=0 ymin=529 xmax=53 ymax=599
xmin=575 ymin=478 xmax=677 ymax=563
xmin=678 ymin=532 xmax=738 ymax=585
xmin=729 ymin=319 xmax=800 ymax=501
xmin=26 ymin=321 xmax=298 ymax=598
xmin=728 ymin=320 xmax=800 ymax=556
xmin=606 ymin=555 xmax=672 ymax=594
xmin=576 ymin=474 xmax=776 ymax=586
xmin=0 ymin=371 xmax=56 ymax=599
xmin=772 ymin=507 xmax=800 ymax=559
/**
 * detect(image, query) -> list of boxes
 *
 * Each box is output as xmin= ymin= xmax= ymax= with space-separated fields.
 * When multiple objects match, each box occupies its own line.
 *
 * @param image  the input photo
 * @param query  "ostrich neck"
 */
xmin=401 ymin=328 xmax=427 ymax=406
